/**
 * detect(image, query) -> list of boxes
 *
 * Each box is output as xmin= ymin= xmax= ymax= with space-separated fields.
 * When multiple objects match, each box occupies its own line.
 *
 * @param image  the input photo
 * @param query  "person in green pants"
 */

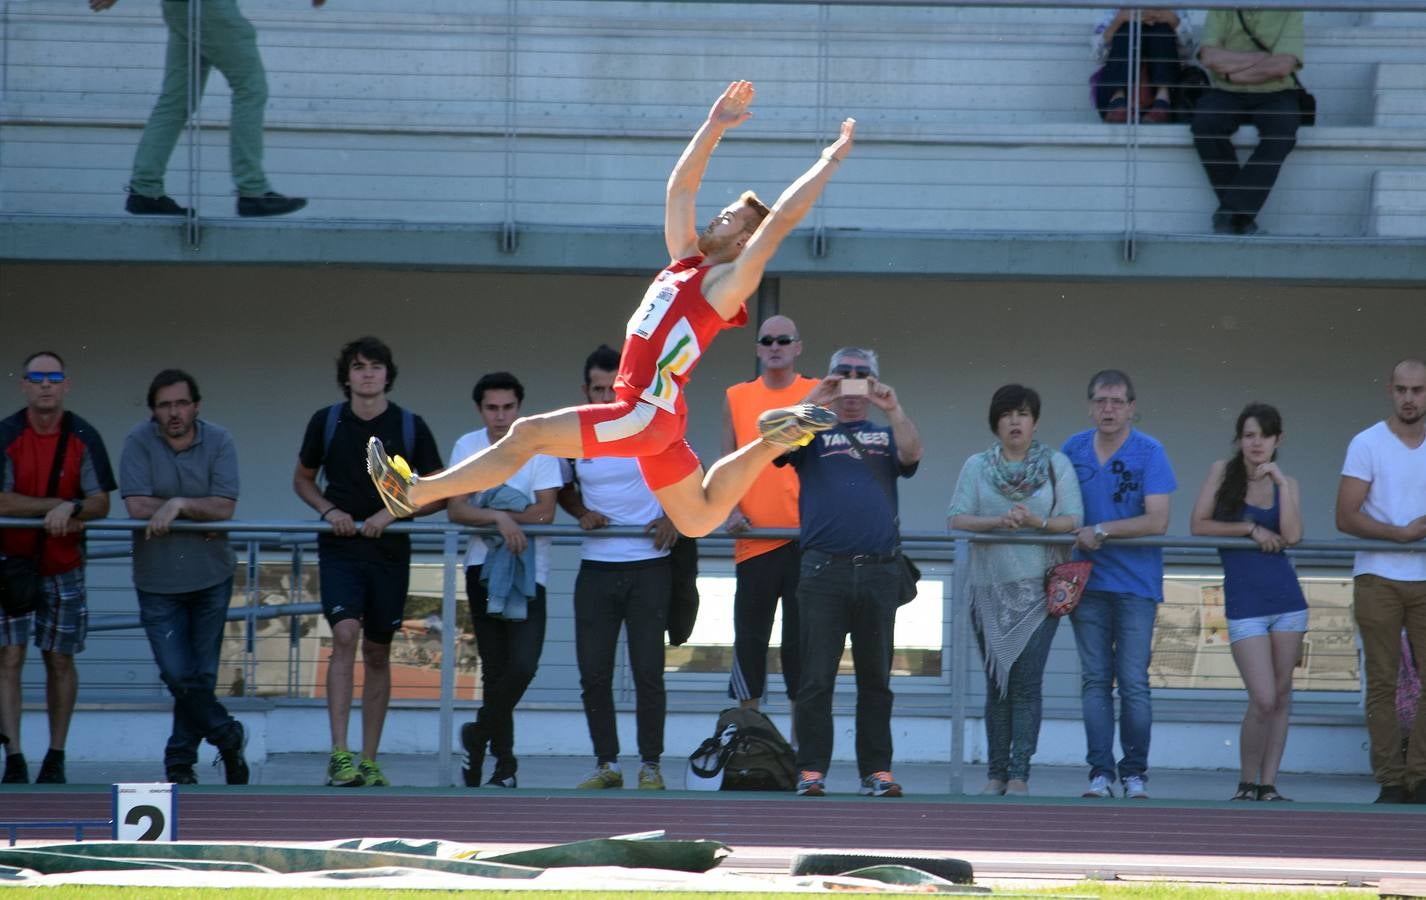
xmin=91 ymin=0 xmax=314 ymax=217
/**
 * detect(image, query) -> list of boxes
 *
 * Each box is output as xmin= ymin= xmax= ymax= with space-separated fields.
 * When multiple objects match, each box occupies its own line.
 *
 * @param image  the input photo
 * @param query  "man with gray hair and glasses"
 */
xmin=1061 ymin=369 xmax=1176 ymax=800
xmin=778 ymin=346 xmax=922 ymax=798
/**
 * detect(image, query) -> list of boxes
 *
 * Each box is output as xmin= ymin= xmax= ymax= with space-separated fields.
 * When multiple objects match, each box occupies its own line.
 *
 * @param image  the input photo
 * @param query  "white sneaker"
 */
xmin=1082 ymin=774 xmax=1114 ymax=798
xmin=1122 ymin=775 xmax=1150 ymax=799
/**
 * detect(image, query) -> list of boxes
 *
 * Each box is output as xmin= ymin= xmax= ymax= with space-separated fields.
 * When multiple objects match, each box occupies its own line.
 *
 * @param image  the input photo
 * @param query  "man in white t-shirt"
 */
xmin=1336 ymin=358 xmax=1426 ymax=805
xmin=448 ymin=372 xmax=561 ymax=790
xmin=557 ymin=345 xmax=680 ymax=792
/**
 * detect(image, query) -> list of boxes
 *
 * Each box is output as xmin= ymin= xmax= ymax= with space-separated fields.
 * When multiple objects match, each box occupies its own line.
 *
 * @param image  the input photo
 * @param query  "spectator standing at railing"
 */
xmin=949 ymin=384 xmax=1083 ymax=798
xmin=1190 ymin=403 xmax=1305 ymax=803
xmin=120 ymin=368 xmax=248 ymax=786
xmin=90 ymin=0 xmax=314 ymax=218
xmin=722 ymin=315 xmax=819 ymax=726
xmin=1335 ymin=358 xmax=1426 ymax=805
xmin=1063 ymin=369 xmax=1176 ymax=800
xmin=293 ymin=337 xmax=443 ymax=789
xmin=558 ymin=345 xmax=679 ymax=792
xmin=1092 ymin=8 xmax=1195 ymax=124
xmin=0 ymin=351 xmax=115 ymax=785
xmin=781 ymin=347 xmax=923 ymax=799
xmin=449 ymin=371 xmax=559 ymax=791
xmin=1192 ymin=9 xmax=1305 ymax=236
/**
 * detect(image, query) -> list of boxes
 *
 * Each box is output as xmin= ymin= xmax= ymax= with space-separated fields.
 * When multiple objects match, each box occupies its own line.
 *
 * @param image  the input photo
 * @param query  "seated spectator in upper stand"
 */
xmin=1190 ymin=403 xmax=1306 ymax=803
xmin=1093 ymin=8 xmax=1195 ymax=124
xmin=90 ymin=0 xmax=314 ymax=218
xmin=1192 ymin=9 xmax=1305 ymax=236
xmin=450 ymin=371 xmax=560 ymax=790
xmin=948 ymin=384 xmax=1083 ymax=798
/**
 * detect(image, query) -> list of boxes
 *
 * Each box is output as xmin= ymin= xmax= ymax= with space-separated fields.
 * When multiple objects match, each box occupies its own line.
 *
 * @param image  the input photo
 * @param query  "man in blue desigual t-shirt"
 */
xmin=1062 ymin=369 xmax=1176 ymax=801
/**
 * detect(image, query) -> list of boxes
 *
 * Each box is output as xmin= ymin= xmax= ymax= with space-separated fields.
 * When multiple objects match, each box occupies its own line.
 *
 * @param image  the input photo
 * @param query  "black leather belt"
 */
xmin=808 ymin=549 xmax=900 ymax=565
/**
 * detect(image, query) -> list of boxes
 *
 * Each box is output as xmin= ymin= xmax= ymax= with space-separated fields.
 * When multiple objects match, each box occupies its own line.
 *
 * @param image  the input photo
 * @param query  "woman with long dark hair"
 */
xmin=1190 ymin=402 xmax=1305 ymax=802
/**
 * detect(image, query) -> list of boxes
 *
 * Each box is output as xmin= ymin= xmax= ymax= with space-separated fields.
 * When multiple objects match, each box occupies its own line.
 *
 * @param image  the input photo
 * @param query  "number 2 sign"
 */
xmin=112 ymin=783 xmax=177 ymax=841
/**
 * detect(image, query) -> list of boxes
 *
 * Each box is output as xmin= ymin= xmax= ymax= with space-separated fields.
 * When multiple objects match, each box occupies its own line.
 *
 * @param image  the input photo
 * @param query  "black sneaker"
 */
xmin=125 ymin=192 xmax=188 ymax=216
xmin=166 ymin=764 xmax=198 ymax=785
xmin=1374 ymin=784 xmax=1409 ymax=804
xmin=485 ymin=758 xmax=517 ymax=789
xmin=1211 ymin=209 xmax=1235 ymax=235
xmin=1232 ymin=213 xmax=1262 ymax=236
xmin=1412 ymin=781 xmax=1426 ymax=805
xmin=36 ymin=749 xmax=65 ymax=784
xmin=214 ymin=721 xmax=250 ymax=785
xmin=236 ymin=192 xmax=307 ymax=218
xmin=460 ymin=721 xmax=487 ymax=788
xmin=2 ymin=752 xmax=28 ymax=784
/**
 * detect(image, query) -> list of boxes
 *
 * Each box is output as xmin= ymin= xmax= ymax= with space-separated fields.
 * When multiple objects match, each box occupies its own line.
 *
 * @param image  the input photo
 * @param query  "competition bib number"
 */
xmin=628 ymin=281 xmax=676 ymax=339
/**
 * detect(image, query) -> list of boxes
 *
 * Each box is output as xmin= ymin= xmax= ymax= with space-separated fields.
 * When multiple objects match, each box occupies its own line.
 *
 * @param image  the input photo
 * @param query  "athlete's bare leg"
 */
xmin=654 ymin=439 xmax=788 ymax=538
xmin=406 ymin=407 xmax=586 ymax=506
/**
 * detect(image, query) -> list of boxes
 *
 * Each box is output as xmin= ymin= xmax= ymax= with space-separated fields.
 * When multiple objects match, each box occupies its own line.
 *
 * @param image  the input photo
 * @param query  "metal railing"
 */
xmin=3 ymin=0 xmax=1424 ymax=248
xmin=4 ymin=515 xmax=1418 ymax=788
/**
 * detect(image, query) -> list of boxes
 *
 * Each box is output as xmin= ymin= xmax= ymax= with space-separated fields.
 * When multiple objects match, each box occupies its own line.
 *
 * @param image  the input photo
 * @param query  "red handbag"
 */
xmin=1046 ymin=560 xmax=1093 ymax=617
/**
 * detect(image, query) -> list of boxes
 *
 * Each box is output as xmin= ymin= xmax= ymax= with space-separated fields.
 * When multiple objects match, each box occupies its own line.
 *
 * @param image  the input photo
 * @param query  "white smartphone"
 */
xmin=840 ymin=378 xmax=869 ymax=396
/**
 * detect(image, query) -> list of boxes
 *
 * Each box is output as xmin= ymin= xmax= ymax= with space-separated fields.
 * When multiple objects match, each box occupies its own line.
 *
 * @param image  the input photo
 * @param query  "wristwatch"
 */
xmin=1093 ymin=523 xmax=1109 ymax=542
xmin=69 ymin=499 xmax=84 ymax=517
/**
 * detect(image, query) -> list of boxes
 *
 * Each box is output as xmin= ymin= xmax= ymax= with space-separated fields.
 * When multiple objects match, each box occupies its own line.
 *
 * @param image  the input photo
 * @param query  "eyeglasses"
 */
xmin=832 ymin=365 xmax=872 ymax=378
xmin=1091 ymin=397 xmax=1129 ymax=409
xmin=23 ymin=372 xmax=66 ymax=384
xmin=757 ymin=335 xmax=798 ymax=347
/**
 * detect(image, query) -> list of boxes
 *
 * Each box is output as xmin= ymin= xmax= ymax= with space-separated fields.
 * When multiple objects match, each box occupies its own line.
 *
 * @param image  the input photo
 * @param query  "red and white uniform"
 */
xmin=575 ymin=255 xmax=748 ymax=490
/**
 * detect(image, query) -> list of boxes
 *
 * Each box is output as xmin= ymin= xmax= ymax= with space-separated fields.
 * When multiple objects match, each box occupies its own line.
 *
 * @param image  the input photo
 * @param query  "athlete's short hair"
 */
xmin=738 ymin=191 xmax=770 ymax=230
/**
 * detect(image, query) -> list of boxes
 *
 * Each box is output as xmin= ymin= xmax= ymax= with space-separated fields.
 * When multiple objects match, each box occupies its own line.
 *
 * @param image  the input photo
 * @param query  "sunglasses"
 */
xmin=757 ymin=335 xmax=798 ymax=347
xmin=23 ymin=372 xmax=66 ymax=384
xmin=832 ymin=365 xmax=872 ymax=378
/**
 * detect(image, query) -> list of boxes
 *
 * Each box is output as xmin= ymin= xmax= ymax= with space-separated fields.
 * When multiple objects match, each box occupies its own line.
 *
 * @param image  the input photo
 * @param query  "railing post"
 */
xmin=438 ymin=529 xmax=459 ymax=787
xmin=243 ymin=539 xmax=258 ymax=697
xmin=288 ymin=543 xmax=303 ymax=699
xmin=949 ymin=535 xmax=971 ymax=795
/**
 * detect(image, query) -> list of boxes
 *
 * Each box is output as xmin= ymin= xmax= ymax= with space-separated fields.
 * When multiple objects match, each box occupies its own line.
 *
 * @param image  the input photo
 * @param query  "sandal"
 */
xmin=1103 ymin=95 xmax=1129 ymax=124
xmin=1256 ymin=784 xmax=1291 ymax=802
xmin=1230 ymin=781 xmax=1257 ymax=801
xmin=1141 ymin=97 xmax=1172 ymax=124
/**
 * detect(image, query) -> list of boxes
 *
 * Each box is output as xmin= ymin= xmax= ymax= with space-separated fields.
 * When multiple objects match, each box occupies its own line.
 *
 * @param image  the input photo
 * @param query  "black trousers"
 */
xmin=467 ymin=566 xmax=547 ymax=766
xmin=728 ymin=541 xmax=802 ymax=702
xmin=574 ymin=557 xmax=671 ymax=764
xmin=1096 ymin=23 xmax=1181 ymax=110
xmin=1191 ymin=88 xmax=1300 ymax=217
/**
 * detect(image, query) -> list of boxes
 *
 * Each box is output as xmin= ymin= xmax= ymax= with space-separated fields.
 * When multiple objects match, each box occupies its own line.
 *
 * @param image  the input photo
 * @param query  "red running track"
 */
xmin=6 ymin=790 xmax=1426 ymax=860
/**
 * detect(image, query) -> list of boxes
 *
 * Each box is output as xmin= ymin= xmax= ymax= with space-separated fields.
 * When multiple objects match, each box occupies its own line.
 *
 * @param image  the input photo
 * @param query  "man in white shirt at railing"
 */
xmin=1336 ymin=358 xmax=1426 ymax=805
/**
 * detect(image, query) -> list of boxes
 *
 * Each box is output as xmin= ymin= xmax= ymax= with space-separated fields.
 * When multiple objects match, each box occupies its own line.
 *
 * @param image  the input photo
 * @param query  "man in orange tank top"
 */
xmin=723 ymin=315 xmax=818 ymax=725
xmin=369 ymin=82 xmax=855 ymax=539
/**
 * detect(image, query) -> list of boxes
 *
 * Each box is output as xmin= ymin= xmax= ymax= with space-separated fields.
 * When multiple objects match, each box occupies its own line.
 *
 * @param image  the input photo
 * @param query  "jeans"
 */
xmin=1190 ymin=88 xmax=1300 ymax=217
xmin=137 ymin=578 xmax=241 ymax=769
xmin=1096 ymin=23 xmax=1181 ymax=110
xmin=1352 ymin=575 xmax=1426 ymax=788
xmin=130 ymin=0 xmax=271 ymax=197
xmin=574 ymin=558 xmax=670 ymax=764
xmin=977 ymin=613 xmax=1060 ymax=782
xmin=1070 ymin=590 xmax=1157 ymax=782
xmin=793 ymin=550 xmax=899 ymax=778
xmin=468 ymin=566 xmax=547 ymax=766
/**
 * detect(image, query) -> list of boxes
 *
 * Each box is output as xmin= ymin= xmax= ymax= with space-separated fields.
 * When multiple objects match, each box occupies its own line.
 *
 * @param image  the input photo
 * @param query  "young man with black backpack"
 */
xmin=293 ymin=337 xmax=443 ymax=788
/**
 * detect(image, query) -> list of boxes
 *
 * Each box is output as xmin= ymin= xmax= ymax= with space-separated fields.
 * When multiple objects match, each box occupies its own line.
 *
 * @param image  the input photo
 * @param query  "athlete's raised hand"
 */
xmin=822 ymin=117 xmax=856 ymax=164
xmin=708 ymin=81 xmax=755 ymax=129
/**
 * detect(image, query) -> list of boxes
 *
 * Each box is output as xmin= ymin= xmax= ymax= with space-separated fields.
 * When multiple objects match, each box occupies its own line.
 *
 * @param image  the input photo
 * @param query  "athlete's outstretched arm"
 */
xmin=703 ymin=118 xmax=855 ymax=318
xmin=665 ymin=80 xmax=755 ymax=260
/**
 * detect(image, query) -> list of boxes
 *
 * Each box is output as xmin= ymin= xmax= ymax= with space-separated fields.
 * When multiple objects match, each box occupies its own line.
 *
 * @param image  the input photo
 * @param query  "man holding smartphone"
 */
xmin=777 ymin=347 xmax=923 ymax=798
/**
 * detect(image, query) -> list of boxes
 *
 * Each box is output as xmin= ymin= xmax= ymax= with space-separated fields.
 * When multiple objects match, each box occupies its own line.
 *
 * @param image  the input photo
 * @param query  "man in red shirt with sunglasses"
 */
xmin=0 ymin=351 xmax=115 ymax=784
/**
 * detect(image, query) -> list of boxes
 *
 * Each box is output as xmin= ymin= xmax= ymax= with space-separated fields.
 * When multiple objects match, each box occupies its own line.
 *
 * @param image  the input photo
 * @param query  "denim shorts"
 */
xmin=1227 ymin=607 xmax=1309 ymax=644
xmin=0 ymin=567 xmax=87 ymax=654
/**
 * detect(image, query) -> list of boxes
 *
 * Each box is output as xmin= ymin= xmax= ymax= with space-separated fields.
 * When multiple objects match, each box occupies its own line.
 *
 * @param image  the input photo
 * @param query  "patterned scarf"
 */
xmin=985 ymin=440 xmax=1054 ymax=502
